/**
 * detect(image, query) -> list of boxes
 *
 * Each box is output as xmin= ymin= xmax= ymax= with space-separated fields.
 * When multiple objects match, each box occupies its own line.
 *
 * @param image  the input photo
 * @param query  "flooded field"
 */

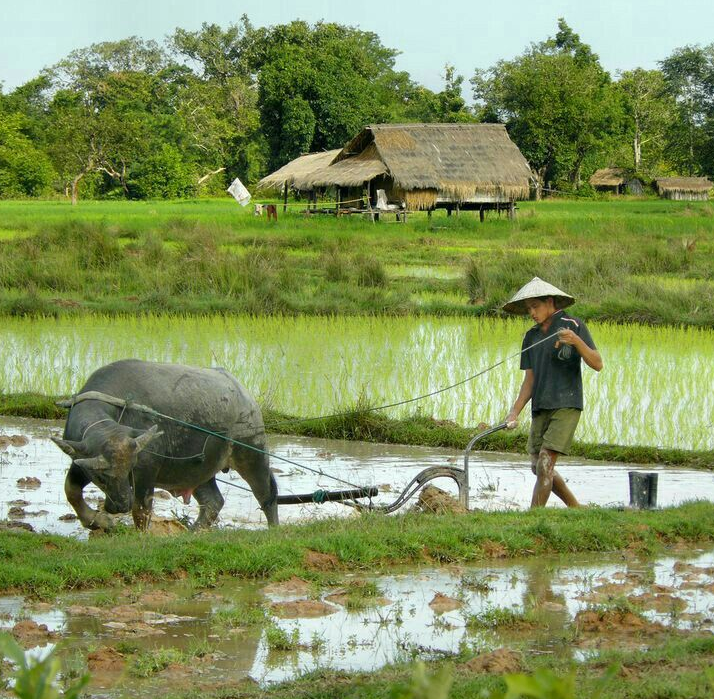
xmin=1 ymin=417 xmax=713 ymax=537
xmin=2 ymin=546 xmax=714 ymax=691
xmin=3 ymin=416 xmax=714 ymax=693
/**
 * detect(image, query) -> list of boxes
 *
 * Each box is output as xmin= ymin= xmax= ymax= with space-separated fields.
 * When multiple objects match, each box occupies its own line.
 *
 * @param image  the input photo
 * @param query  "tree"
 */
xmin=435 ymin=65 xmax=475 ymax=123
xmin=244 ymin=21 xmax=403 ymax=168
xmin=0 ymin=110 xmax=55 ymax=197
xmin=616 ymin=69 xmax=674 ymax=173
xmin=660 ymin=44 xmax=714 ymax=175
xmin=170 ymin=18 xmax=266 ymax=185
xmin=46 ymin=37 xmax=179 ymax=202
xmin=472 ymin=19 xmax=619 ymax=190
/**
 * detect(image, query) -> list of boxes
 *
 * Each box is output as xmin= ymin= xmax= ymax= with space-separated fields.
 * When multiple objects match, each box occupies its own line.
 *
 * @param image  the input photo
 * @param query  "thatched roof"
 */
xmin=294 ymin=143 xmax=387 ymax=189
xmin=590 ymin=168 xmax=628 ymax=187
xmin=297 ymin=124 xmax=532 ymax=201
xmin=655 ymin=177 xmax=713 ymax=194
xmin=256 ymin=149 xmax=341 ymax=191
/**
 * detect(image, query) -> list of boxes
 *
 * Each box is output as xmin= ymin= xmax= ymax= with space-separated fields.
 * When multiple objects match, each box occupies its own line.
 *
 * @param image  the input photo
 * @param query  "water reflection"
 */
xmin=2 ymin=549 xmax=713 ymax=691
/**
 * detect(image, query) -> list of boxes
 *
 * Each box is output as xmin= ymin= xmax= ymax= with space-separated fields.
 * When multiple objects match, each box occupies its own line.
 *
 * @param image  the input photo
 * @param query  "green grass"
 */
xmin=0 ymin=198 xmax=713 ymax=324
xmin=1 ymin=502 xmax=713 ymax=597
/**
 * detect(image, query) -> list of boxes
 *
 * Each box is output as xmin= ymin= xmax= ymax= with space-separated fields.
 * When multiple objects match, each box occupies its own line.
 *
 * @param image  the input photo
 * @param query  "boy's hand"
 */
xmin=504 ymin=412 xmax=518 ymax=429
xmin=555 ymin=328 xmax=578 ymax=348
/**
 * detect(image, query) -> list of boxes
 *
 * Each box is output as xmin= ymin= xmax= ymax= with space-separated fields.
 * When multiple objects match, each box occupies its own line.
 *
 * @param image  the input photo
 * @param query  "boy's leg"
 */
xmin=529 ymin=450 xmax=579 ymax=507
xmin=531 ymin=448 xmax=558 ymax=507
xmin=530 ymin=409 xmax=581 ymax=508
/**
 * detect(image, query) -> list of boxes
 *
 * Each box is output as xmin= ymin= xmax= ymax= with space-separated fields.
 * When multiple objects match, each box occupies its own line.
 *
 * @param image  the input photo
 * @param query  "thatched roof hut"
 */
xmin=256 ymin=149 xmax=341 ymax=192
xmin=590 ymin=168 xmax=627 ymax=188
xmin=655 ymin=177 xmax=712 ymax=201
xmin=295 ymin=124 xmax=532 ymax=210
xmin=589 ymin=168 xmax=644 ymax=195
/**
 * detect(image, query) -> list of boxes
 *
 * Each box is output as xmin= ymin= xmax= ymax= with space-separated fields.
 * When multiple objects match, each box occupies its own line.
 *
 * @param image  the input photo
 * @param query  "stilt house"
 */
xmin=293 ymin=123 xmax=532 ymax=216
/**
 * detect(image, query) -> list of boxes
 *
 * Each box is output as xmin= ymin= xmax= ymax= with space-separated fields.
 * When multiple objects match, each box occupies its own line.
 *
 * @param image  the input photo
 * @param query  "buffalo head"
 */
xmin=52 ymin=425 xmax=162 ymax=514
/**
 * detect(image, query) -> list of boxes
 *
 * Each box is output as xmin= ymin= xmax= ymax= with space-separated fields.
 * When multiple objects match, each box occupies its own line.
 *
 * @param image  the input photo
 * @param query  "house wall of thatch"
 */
xmin=656 ymin=177 xmax=712 ymax=201
xmin=659 ymin=189 xmax=709 ymax=201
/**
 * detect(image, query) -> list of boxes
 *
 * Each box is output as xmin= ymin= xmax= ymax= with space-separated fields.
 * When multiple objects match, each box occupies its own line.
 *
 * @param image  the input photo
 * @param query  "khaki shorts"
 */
xmin=527 ymin=408 xmax=581 ymax=455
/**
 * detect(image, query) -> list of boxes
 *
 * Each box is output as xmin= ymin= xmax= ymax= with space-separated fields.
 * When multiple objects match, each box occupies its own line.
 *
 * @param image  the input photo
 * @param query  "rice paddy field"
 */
xmin=3 ymin=199 xmax=714 ymax=699
xmin=1 ymin=314 xmax=712 ymax=451
xmin=0 ymin=197 xmax=713 ymax=454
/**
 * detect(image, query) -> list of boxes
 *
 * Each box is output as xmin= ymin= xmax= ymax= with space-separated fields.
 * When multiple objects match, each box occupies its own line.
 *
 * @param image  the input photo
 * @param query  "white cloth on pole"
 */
xmin=227 ymin=177 xmax=251 ymax=206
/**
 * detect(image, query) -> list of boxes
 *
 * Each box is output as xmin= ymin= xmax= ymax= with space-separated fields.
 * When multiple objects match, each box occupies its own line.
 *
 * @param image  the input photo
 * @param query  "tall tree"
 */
xmin=660 ymin=44 xmax=714 ymax=175
xmin=435 ymin=65 xmax=475 ymax=123
xmin=616 ymin=69 xmax=674 ymax=173
xmin=244 ymin=21 xmax=403 ymax=168
xmin=46 ymin=38 xmax=177 ymax=202
xmin=170 ymin=17 xmax=265 ymax=185
xmin=472 ymin=19 xmax=619 ymax=190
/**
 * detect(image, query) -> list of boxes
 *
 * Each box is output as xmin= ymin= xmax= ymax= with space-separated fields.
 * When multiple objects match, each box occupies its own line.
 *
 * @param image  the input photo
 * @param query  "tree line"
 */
xmin=1 ymin=16 xmax=713 ymax=201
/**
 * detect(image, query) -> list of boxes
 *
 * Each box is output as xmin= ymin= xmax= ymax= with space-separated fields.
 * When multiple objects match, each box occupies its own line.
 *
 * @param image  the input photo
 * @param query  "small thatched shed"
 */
xmin=256 ymin=149 xmax=341 ymax=193
xmin=655 ymin=177 xmax=712 ymax=201
xmin=295 ymin=123 xmax=532 ymax=211
xmin=589 ymin=168 xmax=644 ymax=195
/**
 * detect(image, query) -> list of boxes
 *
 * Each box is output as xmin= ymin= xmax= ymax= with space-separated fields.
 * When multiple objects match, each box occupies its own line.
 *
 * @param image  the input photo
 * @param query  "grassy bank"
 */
xmin=1 ymin=501 xmax=712 ymax=596
xmin=1 ymin=198 xmax=713 ymax=325
xmin=3 ymin=394 xmax=712 ymax=468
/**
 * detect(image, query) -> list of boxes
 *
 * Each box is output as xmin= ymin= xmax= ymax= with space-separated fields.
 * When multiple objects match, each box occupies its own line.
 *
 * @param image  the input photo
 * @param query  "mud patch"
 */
xmin=414 ymin=486 xmax=467 ymax=514
xmin=304 ymin=550 xmax=339 ymax=571
xmin=148 ymin=517 xmax=188 ymax=536
xmin=575 ymin=609 xmax=664 ymax=634
xmin=12 ymin=620 xmax=56 ymax=646
xmin=429 ymin=592 xmax=462 ymax=613
xmin=629 ymin=592 xmax=687 ymax=613
xmin=270 ymin=600 xmax=338 ymax=618
xmin=461 ymin=648 xmax=522 ymax=674
xmin=263 ymin=576 xmax=313 ymax=597
xmin=16 ymin=476 xmax=41 ymax=489
xmin=87 ymin=646 xmax=127 ymax=673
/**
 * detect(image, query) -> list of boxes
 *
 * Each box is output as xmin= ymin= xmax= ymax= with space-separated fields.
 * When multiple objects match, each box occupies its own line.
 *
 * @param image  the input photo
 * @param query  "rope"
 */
xmin=256 ymin=197 xmax=365 ymax=209
xmin=265 ymin=330 xmax=561 ymax=429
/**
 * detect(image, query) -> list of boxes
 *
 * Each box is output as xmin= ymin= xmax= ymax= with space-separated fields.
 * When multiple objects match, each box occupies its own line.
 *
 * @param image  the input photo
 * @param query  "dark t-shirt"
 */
xmin=520 ymin=311 xmax=596 ymax=413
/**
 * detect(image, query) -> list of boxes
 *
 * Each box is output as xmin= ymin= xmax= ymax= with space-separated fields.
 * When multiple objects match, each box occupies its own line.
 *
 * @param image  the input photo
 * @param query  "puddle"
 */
xmin=1 ymin=549 xmax=713 ymax=691
xmin=1 ymin=417 xmax=713 ymax=538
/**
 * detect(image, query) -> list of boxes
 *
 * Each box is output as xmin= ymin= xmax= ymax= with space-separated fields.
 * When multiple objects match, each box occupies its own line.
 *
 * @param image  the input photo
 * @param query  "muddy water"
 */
xmin=1 ymin=549 xmax=714 ymax=692
xmin=1 ymin=417 xmax=714 ymax=537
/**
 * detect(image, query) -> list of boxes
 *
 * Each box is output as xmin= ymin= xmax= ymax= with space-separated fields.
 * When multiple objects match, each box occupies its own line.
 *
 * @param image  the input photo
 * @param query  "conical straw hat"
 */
xmin=501 ymin=277 xmax=575 ymax=315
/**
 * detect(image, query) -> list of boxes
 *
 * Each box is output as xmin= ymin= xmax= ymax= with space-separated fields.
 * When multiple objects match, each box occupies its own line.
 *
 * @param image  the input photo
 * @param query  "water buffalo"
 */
xmin=51 ymin=359 xmax=278 ymax=530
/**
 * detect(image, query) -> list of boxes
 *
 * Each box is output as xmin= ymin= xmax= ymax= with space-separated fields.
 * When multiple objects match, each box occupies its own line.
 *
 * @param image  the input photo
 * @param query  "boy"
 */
xmin=502 ymin=277 xmax=603 ymax=508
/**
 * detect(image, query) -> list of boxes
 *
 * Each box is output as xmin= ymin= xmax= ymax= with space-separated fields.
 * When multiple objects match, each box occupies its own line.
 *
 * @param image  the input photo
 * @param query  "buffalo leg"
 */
xmin=192 ymin=478 xmax=224 ymax=529
xmin=65 ymin=463 xmax=115 ymax=531
xmin=132 ymin=482 xmax=156 ymax=531
xmin=231 ymin=447 xmax=279 ymax=526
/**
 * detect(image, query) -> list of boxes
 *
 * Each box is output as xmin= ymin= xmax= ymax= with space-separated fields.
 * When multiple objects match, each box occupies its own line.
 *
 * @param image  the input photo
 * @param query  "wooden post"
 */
xmin=283 ymin=181 xmax=288 ymax=213
xmin=479 ymin=206 xmax=485 ymax=223
xmin=508 ymin=201 xmax=516 ymax=220
xmin=427 ymin=209 xmax=432 ymax=220
xmin=366 ymin=181 xmax=375 ymax=223
xmin=455 ymin=203 xmax=460 ymax=217
xmin=447 ymin=206 xmax=452 ymax=217
xmin=336 ymin=187 xmax=341 ymax=217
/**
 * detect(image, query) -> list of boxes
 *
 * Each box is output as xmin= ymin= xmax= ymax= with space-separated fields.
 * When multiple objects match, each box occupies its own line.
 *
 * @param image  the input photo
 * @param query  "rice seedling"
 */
xmin=1 ymin=314 xmax=712 ymax=451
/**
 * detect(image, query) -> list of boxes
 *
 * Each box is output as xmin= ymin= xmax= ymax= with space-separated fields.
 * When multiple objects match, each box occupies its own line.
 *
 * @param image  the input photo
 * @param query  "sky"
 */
xmin=2 ymin=0 xmax=714 ymax=94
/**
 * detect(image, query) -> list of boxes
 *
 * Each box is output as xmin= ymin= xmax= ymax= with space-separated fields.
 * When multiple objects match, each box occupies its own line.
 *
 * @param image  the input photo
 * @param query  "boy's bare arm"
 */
xmin=505 ymin=369 xmax=534 ymax=427
xmin=556 ymin=329 xmax=603 ymax=372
